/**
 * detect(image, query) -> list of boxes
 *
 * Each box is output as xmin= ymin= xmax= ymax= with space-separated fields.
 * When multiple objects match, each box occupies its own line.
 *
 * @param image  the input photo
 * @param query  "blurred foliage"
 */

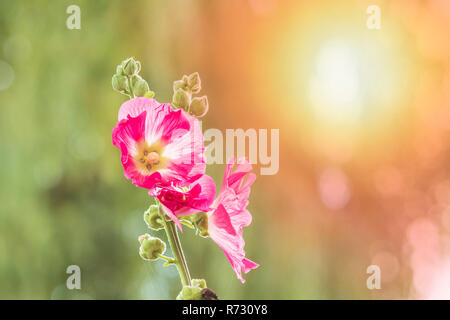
xmin=0 ymin=0 xmax=372 ymax=299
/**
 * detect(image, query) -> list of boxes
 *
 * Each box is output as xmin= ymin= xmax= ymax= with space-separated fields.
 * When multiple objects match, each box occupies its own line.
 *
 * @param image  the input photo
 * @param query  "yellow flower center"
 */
xmin=134 ymin=140 xmax=168 ymax=175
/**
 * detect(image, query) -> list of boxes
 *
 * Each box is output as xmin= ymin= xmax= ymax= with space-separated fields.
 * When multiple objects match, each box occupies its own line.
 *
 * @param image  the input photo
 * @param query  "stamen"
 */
xmin=146 ymin=164 xmax=152 ymax=171
xmin=147 ymin=151 xmax=160 ymax=164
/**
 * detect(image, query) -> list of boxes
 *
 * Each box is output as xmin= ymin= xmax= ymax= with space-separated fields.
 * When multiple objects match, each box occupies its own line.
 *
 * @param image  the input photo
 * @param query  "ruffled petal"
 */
xmin=112 ymin=111 xmax=146 ymax=156
xmin=242 ymin=258 xmax=259 ymax=274
xmin=214 ymin=157 xmax=256 ymax=231
xmin=162 ymin=112 xmax=206 ymax=187
xmin=150 ymin=174 xmax=216 ymax=230
xmin=209 ymin=204 xmax=258 ymax=283
xmin=118 ymin=97 xmax=160 ymax=121
xmin=160 ymin=203 xmax=182 ymax=231
xmin=208 ymin=157 xmax=258 ymax=282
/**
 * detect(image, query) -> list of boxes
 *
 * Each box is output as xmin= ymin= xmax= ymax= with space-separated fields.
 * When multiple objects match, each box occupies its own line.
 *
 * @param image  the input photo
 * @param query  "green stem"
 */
xmin=127 ymin=75 xmax=135 ymax=98
xmin=158 ymin=203 xmax=192 ymax=287
xmin=157 ymin=254 xmax=175 ymax=264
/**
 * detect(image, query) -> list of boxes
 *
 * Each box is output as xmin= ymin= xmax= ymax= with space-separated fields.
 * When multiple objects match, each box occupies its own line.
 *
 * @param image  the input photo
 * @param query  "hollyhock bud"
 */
xmin=172 ymin=88 xmax=190 ymax=110
xmin=187 ymin=72 xmax=201 ymax=93
xmin=122 ymin=57 xmax=139 ymax=76
xmin=176 ymin=280 xmax=218 ymax=300
xmin=133 ymin=78 xmax=150 ymax=97
xmin=138 ymin=234 xmax=166 ymax=261
xmin=189 ymin=96 xmax=208 ymax=118
xmin=128 ymin=74 xmax=141 ymax=87
xmin=191 ymin=278 xmax=207 ymax=289
xmin=192 ymin=212 xmax=209 ymax=237
xmin=173 ymin=76 xmax=189 ymax=92
xmin=176 ymin=285 xmax=203 ymax=300
xmin=116 ymin=65 xmax=125 ymax=76
xmin=144 ymin=205 xmax=164 ymax=230
xmin=112 ymin=74 xmax=129 ymax=92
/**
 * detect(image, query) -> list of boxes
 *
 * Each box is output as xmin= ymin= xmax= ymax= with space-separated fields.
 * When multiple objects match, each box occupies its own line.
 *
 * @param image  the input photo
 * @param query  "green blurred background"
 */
xmin=0 ymin=0 xmax=278 ymax=299
xmin=2 ymin=0 xmax=450 ymax=299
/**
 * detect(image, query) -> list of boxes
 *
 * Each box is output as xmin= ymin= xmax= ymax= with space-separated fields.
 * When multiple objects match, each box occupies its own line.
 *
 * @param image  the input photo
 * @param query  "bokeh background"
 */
xmin=1 ymin=0 xmax=450 ymax=299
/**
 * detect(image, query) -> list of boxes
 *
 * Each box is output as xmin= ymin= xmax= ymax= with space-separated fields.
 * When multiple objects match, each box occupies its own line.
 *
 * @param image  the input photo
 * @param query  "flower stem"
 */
xmin=126 ymin=75 xmax=135 ymax=98
xmin=158 ymin=204 xmax=192 ymax=287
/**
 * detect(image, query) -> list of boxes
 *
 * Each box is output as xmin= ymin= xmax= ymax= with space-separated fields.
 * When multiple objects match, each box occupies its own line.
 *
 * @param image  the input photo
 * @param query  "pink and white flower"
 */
xmin=112 ymin=97 xmax=205 ymax=190
xmin=149 ymin=174 xmax=216 ymax=229
xmin=208 ymin=157 xmax=259 ymax=283
xmin=152 ymin=157 xmax=259 ymax=282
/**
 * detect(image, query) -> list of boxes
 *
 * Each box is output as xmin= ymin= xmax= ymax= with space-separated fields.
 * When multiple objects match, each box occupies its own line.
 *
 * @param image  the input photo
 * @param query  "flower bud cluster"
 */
xmin=112 ymin=57 xmax=154 ymax=98
xmin=172 ymin=72 xmax=209 ymax=118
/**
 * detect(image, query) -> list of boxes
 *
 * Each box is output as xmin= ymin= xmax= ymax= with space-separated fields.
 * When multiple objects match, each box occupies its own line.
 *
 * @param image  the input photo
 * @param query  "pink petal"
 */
xmin=160 ymin=203 xmax=183 ymax=231
xmin=157 ymin=109 xmax=190 ymax=145
xmin=207 ymin=157 xmax=258 ymax=282
xmin=209 ymin=204 xmax=258 ymax=283
xmin=162 ymin=111 xmax=206 ymax=187
xmin=150 ymin=174 xmax=216 ymax=230
xmin=242 ymin=258 xmax=259 ymax=274
xmin=112 ymin=111 xmax=146 ymax=155
xmin=210 ymin=204 xmax=237 ymax=236
xmin=179 ymin=174 xmax=216 ymax=216
xmin=118 ymin=97 xmax=160 ymax=121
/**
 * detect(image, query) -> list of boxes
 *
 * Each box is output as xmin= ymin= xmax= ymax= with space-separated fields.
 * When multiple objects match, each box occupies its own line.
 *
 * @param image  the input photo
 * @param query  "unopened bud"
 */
xmin=129 ymin=74 xmax=140 ymax=87
xmin=116 ymin=65 xmax=125 ymax=76
xmin=192 ymin=212 xmax=209 ymax=237
xmin=173 ymin=78 xmax=189 ymax=92
xmin=144 ymin=205 xmax=164 ymax=230
xmin=138 ymin=234 xmax=166 ymax=261
xmin=177 ymin=280 xmax=218 ymax=300
xmin=122 ymin=57 xmax=139 ymax=76
xmin=176 ymin=286 xmax=203 ymax=300
xmin=192 ymin=279 xmax=207 ymax=289
xmin=112 ymin=74 xmax=129 ymax=92
xmin=172 ymin=89 xmax=190 ymax=110
xmin=187 ymin=72 xmax=201 ymax=94
xmin=133 ymin=78 xmax=150 ymax=97
xmin=135 ymin=60 xmax=141 ymax=73
xmin=189 ymin=96 xmax=208 ymax=118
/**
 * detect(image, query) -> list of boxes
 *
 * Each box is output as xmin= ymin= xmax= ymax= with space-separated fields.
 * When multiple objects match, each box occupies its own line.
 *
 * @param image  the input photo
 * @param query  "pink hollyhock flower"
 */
xmin=149 ymin=174 xmax=216 ymax=229
xmin=150 ymin=157 xmax=258 ymax=283
xmin=208 ymin=157 xmax=259 ymax=283
xmin=112 ymin=97 xmax=205 ymax=190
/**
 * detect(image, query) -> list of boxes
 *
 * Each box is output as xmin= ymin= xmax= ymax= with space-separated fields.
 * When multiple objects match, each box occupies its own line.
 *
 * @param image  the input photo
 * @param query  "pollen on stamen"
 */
xmin=147 ymin=151 xmax=160 ymax=165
